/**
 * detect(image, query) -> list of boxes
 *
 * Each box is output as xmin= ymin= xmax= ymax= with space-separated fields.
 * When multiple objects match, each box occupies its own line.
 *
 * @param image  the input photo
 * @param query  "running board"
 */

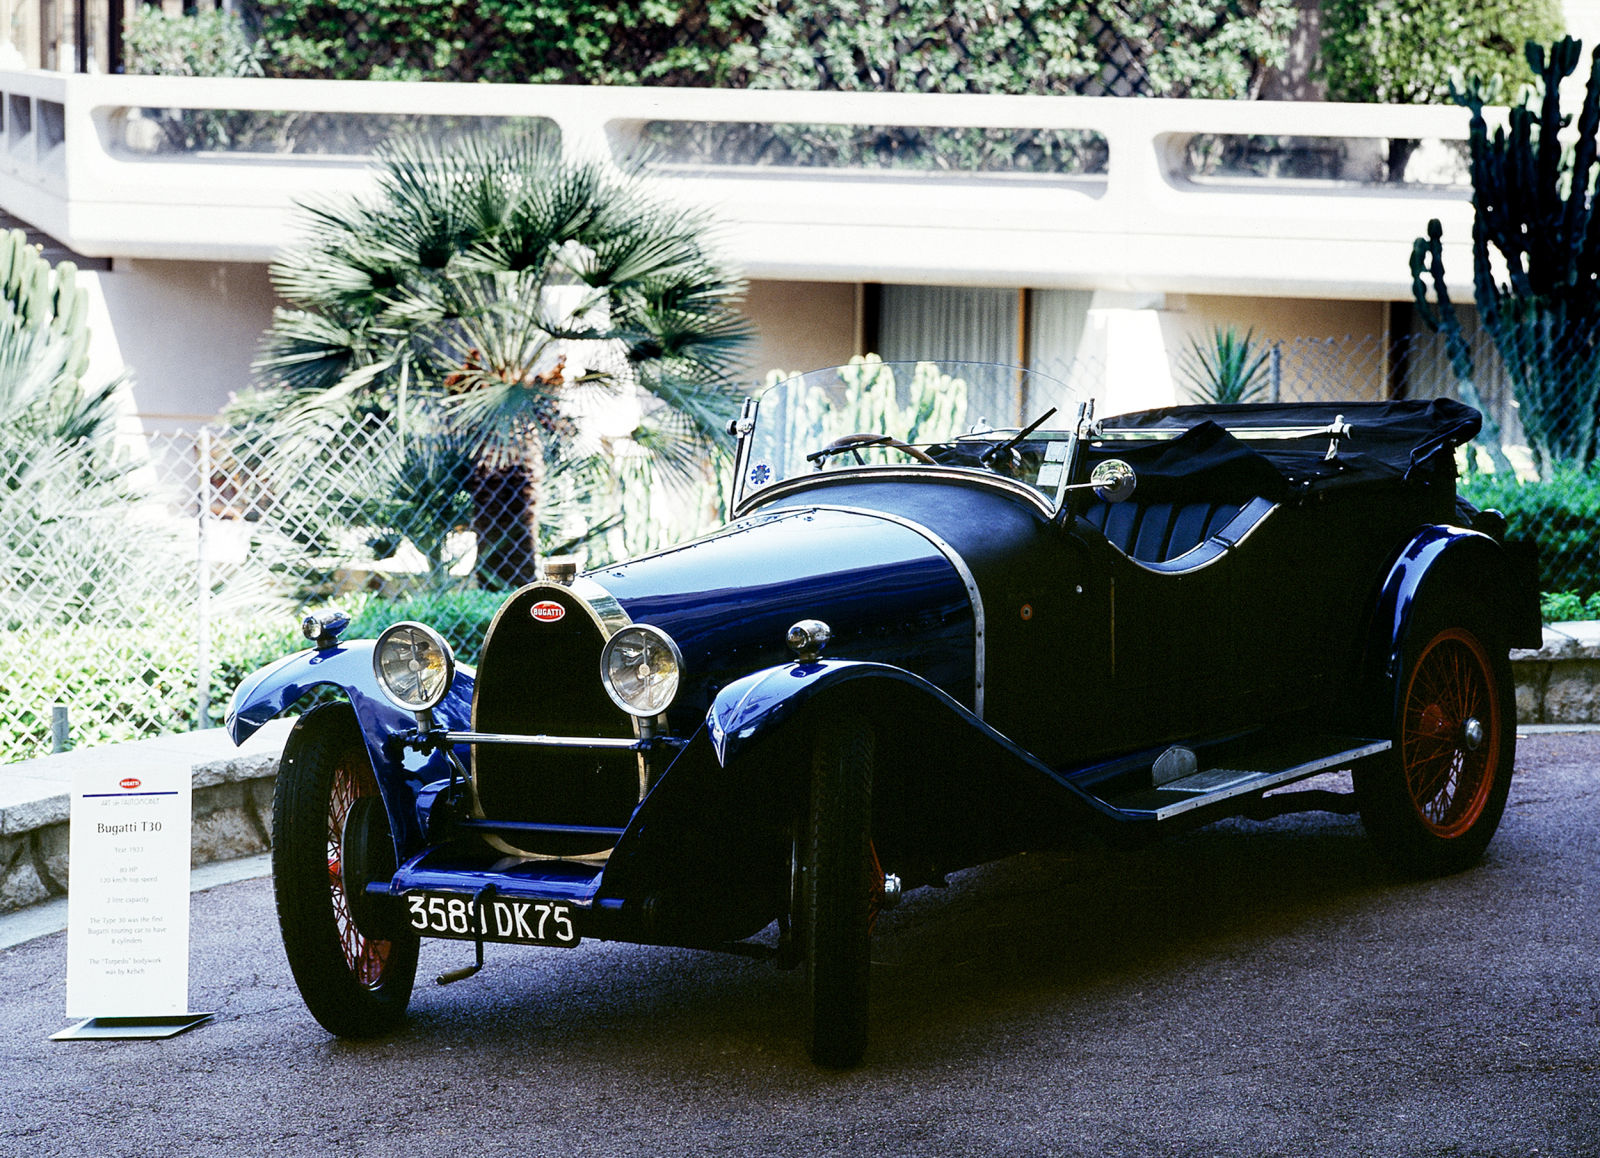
xmin=1100 ymin=733 xmax=1390 ymax=822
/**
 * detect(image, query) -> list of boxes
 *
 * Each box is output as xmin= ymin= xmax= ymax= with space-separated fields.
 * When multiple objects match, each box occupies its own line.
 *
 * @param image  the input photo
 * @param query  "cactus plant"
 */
xmin=0 ymin=227 xmax=116 ymax=444
xmin=1178 ymin=325 xmax=1273 ymax=404
xmin=1412 ymin=38 xmax=1600 ymax=474
xmin=0 ymin=228 xmax=90 ymax=375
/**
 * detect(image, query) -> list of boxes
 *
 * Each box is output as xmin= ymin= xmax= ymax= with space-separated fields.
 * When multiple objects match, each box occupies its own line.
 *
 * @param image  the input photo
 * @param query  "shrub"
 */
xmin=1539 ymin=591 xmax=1600 ymax=623
xmin=248 ymin=0 xmax=1293 ymax=97
xmin=0 ymin=588 xmax=508 ymax=762
xmin=252 ymin=0 xmax=761 ymax=84
xmin=124 ymin=6 xmax=266 ymax=77
xmin=338 ymin=589 xmax=505 ymax=665
xmin=1459 ymin=466 xmax=1600 ymax=603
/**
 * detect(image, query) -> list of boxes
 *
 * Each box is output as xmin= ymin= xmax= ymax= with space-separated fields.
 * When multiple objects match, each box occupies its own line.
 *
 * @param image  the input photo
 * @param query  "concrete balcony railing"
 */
xmin=0 ymin=69 xmax=1483 ymax=299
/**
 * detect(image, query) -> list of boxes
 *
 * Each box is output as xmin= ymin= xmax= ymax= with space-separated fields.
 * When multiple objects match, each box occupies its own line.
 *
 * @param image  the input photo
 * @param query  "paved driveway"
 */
xmin=2 ymin=732 xmax=1597 ymax=1157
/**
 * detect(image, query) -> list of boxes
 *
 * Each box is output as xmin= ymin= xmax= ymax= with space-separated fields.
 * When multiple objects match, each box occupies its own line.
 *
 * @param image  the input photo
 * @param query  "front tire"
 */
xmin=273 ymin=702 xmax=419 ymax=1036
xmin=800 ymin=718 xmax=876 ymax=1068
xmin=1356 ymin=614 xmax=1515 ymax=875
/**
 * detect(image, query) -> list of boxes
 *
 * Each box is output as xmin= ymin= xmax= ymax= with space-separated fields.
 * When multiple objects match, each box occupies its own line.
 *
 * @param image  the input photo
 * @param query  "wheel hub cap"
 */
xmin=1462 ymin=716 xmax=1484 ymax=751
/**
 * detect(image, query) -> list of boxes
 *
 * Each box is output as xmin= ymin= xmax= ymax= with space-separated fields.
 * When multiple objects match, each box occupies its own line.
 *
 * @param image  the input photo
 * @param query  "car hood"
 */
xmin=586 ymin=506 xmax=978 ymax=721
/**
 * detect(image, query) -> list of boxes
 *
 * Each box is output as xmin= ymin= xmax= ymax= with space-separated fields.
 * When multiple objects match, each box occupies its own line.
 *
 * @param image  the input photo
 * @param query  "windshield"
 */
xmin=733 ymin=359 xmax=1091 ymax=513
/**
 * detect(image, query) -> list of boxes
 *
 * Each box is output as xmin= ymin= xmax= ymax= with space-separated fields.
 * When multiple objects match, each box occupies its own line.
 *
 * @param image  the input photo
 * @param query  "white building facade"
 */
xmin=2 ymin=13 xmax=1596 ymax=430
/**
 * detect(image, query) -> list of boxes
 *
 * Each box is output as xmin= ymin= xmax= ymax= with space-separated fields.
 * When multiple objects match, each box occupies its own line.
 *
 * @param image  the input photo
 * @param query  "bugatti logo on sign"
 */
xmin=119 ymin=778 xmax=141 ymax=791
xmin=531 ymin=601 xmax=566 ymax=624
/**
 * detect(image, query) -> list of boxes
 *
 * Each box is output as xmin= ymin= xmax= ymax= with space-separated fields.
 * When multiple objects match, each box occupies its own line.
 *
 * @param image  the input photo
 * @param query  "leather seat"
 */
xmin=1082 ymin=499 xmax=1248 ymax=564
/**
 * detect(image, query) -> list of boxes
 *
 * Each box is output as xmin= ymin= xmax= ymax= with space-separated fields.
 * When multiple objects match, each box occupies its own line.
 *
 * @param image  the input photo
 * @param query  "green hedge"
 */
xmin=1539 ymin=591 xmax=1600 ymax=623
xmin=1460 ymin=466 xmax=1600 ymax=607
xmin=2 ymin=589 xmax=505 ymax=763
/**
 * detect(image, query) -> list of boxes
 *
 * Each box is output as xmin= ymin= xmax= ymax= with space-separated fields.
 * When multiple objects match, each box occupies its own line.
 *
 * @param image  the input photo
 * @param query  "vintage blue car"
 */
xmin=227 ymin=359 xmax=1540 ymax=1067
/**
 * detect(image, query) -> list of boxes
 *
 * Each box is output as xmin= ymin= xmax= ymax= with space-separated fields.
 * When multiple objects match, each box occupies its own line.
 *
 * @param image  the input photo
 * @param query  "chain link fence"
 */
xmin=3 ymin=329 xmax=1593 ymax=764
xmin=0 ymin=415 xmax=723 ymax=764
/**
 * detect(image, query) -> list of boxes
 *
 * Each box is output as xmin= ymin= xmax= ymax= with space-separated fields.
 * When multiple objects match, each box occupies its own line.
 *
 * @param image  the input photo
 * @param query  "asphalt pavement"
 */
xmin=2 ymin=731 xmax=1598 ymax=1157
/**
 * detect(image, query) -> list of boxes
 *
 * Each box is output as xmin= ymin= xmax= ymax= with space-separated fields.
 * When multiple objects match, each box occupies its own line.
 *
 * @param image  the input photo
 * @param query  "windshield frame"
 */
xmin=728 ymin=360 xmax=1091 ymax=520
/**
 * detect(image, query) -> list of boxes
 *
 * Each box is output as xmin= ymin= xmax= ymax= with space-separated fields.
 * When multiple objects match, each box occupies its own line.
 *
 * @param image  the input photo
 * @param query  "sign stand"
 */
xmin=52 ymin=1013 xmax=213 ymax=1041
xmin=54 ymin=764 xmax=213 ymax=1041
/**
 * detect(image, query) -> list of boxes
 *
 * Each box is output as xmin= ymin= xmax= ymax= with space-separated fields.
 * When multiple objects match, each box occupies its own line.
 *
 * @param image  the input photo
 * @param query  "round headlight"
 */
xmin=373 ymin=622 xmax=456 ymax=713
xmin=600 ymin=625 xmax=683 ymax=718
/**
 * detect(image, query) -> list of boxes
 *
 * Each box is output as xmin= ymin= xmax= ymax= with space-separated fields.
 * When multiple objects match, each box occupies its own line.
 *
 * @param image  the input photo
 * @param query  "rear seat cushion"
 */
xmin=1083 ymin=499 xmax=1244 ymax=563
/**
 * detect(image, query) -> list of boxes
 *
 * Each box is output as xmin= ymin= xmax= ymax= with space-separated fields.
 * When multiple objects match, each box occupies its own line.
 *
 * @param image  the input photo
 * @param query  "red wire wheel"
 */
xmin=273 ymin=702 xmax=418 ymax=1036
xmin=326 ymin=757 xmax=392 ymax=988
xmin=1356 ymin=614 xmax=1515 ymax=875
xmin=1399 ymin=627 xmax=1501 ymax=839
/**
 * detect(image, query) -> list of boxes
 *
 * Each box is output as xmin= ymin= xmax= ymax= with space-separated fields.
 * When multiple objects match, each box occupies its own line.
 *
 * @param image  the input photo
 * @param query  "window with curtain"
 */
xmin=875 ymin=284 xmax=1093 ymax=422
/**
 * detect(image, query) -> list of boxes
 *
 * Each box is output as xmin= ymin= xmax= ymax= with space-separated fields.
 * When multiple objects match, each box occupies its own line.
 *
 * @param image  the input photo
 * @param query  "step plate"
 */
xmin=1107 ymin=736 xmax=1390 ymax=822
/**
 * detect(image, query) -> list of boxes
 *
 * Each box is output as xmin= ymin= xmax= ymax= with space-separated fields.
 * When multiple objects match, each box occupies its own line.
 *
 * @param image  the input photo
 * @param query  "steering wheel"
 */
xmin=817 ymin=432 xmax=938 ymax=466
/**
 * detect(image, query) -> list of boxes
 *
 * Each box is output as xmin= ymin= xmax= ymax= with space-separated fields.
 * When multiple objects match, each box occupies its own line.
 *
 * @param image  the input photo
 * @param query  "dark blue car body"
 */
xmin=228 ymin=361 xmax=1539 ymax=1065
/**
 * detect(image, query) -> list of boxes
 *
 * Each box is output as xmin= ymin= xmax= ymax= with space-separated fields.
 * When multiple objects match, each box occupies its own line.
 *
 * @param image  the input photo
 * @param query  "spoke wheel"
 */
xmin=800 ymin=718 xmax=876 ymax=1068
xmin=1356 ymin=615 xmax=1515 ymax=875
xmin=273 ymin=703 xmax=419 ymax=1036
xmin=1401 ymin=628 xmax=1498 ymax=838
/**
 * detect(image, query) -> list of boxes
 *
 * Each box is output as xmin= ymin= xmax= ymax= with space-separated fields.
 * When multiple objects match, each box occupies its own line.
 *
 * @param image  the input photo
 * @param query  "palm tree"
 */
xmin=252 ymin=127 xmax=749 ymax=588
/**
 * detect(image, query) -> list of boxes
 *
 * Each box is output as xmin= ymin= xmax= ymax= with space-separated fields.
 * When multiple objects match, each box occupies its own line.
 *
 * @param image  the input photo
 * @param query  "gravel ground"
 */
xmin=1 ymin=732 xmax=1596 ymax=1157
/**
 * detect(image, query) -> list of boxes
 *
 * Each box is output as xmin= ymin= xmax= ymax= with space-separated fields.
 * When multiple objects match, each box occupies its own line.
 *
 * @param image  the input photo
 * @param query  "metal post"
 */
xmin=1270 ymin=342 xmax=1283 ymax=403
xmin=51 ymin=704 xmax=71 ymax=753
xmin=196 ymin=429 xmax=212 ymax=729
xmin=73 ymin=0 xmax=86 ymax=73
xmin=108 ymin=0 xmax=124 ymax=74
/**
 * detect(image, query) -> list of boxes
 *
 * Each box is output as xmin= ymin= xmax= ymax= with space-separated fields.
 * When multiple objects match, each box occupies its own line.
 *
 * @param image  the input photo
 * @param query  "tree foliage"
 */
xmin=249 ymin=128 xmax=748 ymax=586
xmin=245 ymin=0 xmax=1293 ymax=98
xmin=1320 ymin=0 xmax=1565 ymax=104
xmin=251 ymin=0 xmax=763 ymax=84
xmin=124 ymin=6 xmax=267 ymax=77
xmin=745 ymin=0 xmax=1295 ymax=99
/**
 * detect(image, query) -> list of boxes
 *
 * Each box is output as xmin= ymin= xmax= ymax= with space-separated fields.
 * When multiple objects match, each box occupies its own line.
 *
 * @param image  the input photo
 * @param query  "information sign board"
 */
xmin=62 ymin=764 xmax=197 ymax=1026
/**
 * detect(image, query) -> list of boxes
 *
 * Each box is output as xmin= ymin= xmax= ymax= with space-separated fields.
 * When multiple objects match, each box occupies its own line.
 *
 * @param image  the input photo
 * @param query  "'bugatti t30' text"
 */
xmin=228 ymin=360 xmax=1539 ymax=1067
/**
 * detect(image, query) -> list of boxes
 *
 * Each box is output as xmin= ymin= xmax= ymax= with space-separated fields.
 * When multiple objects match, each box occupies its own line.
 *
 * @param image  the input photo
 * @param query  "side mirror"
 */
xmin=1090 ymin=459 xmax=1137 ymax=503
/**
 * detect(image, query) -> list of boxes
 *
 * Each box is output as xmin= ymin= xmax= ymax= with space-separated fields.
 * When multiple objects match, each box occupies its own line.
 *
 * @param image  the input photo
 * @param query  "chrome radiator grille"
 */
xmin=471 ymin=584 xmax=640 ymax=858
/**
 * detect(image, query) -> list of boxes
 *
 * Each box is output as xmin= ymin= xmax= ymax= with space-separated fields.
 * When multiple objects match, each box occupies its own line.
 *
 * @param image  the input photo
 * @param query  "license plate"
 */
xmin=402 ymin=892 xmax=581 ymax=948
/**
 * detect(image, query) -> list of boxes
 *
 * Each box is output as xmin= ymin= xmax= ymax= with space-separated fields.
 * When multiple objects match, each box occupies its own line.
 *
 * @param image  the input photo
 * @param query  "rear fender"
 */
xmin=1364 ymin=525 xmax=1539 ymax=711
xmin=226 ymin=642 xmax=475 ymax=858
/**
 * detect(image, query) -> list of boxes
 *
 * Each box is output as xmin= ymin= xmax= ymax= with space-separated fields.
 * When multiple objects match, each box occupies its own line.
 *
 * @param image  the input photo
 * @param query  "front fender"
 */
xmin=708 ymin=659 xmax=981 ymax=767
xmin=707 ymin=658 xmax=1122 ymax=823
xmin=225 ymin=642 xmax=476 ymax=859
xmin=599 ymin=659 xmax=1125 ymax=945
xmin=225 ymin=641 xmax=476 ymax=745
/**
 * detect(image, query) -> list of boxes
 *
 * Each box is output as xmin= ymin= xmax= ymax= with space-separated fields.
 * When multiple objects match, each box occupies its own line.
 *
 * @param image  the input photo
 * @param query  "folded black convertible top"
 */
xmin=1094 ymin=399 xmax=1482 ymax=500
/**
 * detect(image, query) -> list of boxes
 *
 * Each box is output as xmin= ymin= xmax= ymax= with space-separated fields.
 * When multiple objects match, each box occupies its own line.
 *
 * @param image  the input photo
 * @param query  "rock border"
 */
xmin=0 ymin=719 xmax=292 ymax=914
xmin=1510 ymin=622 xmax=1600 ymax=726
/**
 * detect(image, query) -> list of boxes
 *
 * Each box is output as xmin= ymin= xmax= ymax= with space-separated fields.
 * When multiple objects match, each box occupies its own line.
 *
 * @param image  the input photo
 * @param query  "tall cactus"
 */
xmin=0 ymin=227 xmax=118 ymax=444
xmin=1408 ymin=221 xmax=1515 ymax=473
xmin=0 ymin=228 xmax=91 ymax=379
xmin=1411 ymin=37 xmax=1600 ymax=474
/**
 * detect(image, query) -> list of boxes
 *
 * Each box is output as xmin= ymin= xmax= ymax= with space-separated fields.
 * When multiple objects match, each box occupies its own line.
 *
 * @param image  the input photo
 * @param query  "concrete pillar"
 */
xmin=1079 ymin=291 xmax=1178 ymax=418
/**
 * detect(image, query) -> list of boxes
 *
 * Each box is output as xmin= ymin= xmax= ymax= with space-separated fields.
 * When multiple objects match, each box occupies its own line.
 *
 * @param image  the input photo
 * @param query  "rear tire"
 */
xmin=1355 ymin=612 xmax=1515 ymax=875
xmin=273 ymin=702 xmax=419 ymax=1036
xmin=800 ymin=718 xmax=875 ymax=1068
